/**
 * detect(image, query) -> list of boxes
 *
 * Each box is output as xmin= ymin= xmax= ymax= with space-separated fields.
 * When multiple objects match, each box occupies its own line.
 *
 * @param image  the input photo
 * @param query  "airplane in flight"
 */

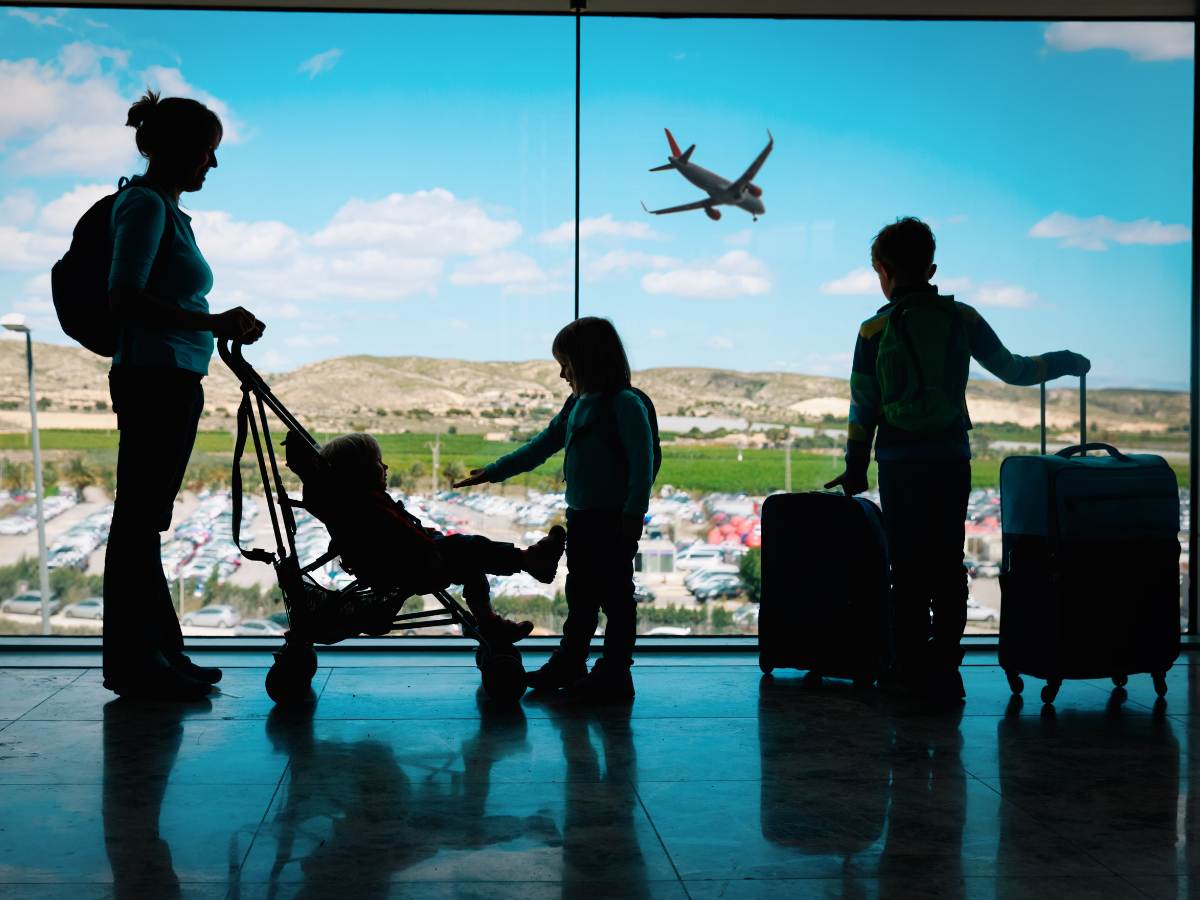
xmin=642 ymin=128 xmax=773 ymax=221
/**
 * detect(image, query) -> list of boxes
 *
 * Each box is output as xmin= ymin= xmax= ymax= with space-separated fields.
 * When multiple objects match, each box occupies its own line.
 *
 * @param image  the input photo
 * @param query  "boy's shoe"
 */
xmin=525 ymin=652 xmax=588 ymax=693
xmin=567 ymin=658 xmax=635 ymax=703
xmin=479 ymin=615 xmax=534 ymax=646
xmin=523 ymin=526 xmax=567 ymax=584
xmin=165 ymin=652 xmax=223 ymax=685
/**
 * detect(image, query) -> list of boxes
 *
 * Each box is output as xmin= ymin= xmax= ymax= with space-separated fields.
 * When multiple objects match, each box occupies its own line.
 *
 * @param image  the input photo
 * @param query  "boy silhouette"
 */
xmin=826 ymin=217 xmax=1089 ymax=702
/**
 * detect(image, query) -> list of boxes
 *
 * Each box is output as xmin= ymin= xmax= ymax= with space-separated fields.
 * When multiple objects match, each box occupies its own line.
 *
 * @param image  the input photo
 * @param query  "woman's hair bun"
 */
xmin=125 ymin=89 xmax=161 ymax=130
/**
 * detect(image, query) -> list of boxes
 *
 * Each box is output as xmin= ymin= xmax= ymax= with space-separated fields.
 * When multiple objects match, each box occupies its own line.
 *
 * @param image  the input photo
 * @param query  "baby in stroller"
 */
xmin=308 ymin=433 xmax=566 ymax=645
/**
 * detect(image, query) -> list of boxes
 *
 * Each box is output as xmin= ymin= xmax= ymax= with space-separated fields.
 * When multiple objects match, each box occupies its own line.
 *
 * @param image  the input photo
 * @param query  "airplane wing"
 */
xmin=641 ymin=198 xmax=713 ymax=216
xmin=730 ymin=130 xmax=774 ymax=193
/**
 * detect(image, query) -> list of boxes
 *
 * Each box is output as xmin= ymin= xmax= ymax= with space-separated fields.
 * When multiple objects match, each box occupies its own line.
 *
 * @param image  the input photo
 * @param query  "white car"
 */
xmin=63 ymin=597 xmax=104 ymax=619
xmin=684 ymin=563 xmax=740 ymax=590
xmin=966 ymin=597 xmax=999 ymax=624
xmin=181 ymin=605 xmax=241 ymax=628
xmin=674 ymin=543 xmax=727 ymax=571
xmin=234 ymin=618 xmax=286 ymax=636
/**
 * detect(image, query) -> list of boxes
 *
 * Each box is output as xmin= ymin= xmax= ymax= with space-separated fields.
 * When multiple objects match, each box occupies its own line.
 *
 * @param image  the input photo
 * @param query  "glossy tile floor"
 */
xmin=0 ymin=653 xmax=1196 ymax=899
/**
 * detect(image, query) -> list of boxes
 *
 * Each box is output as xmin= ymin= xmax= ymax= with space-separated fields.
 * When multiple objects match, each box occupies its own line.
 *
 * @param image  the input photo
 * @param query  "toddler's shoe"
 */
xmin=567 ymin=657 xmax=635 ymax=703
xmin=525 ymin=651 xmax=588 ymax=692
xmin=479 ymin=614 xmax=534 ymax=646
xmin=523 ymin=525 xmax=567 ymax=584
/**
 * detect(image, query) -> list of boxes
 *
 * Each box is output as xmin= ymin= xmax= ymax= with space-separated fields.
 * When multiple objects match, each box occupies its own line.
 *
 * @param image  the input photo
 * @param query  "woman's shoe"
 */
xmin=105 ymin=651 xmax=213 ymax=701
xmin=165 ymin=652 xmax=222 ymax=685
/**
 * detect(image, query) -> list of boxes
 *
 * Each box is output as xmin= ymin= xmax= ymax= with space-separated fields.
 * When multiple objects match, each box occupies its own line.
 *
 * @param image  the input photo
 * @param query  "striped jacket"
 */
xmin=845 ymin=286 xmax=1068 ymax=468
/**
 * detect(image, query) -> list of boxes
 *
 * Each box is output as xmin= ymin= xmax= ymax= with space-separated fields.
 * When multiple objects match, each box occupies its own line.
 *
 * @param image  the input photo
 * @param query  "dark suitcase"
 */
xmin=758 ymin=491 xmax=889 ymax=685
xmin=999 ymin=376 xmax=1181 ymax=704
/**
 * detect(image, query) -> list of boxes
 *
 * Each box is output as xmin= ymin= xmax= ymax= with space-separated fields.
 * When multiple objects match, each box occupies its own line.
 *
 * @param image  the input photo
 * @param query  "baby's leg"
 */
xmin=435 ymin=533 xmax=523 ymax=577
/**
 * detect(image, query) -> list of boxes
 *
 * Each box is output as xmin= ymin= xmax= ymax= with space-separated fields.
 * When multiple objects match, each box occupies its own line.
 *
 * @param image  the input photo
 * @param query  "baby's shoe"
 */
xmin=523 ymin=526 xmax=567 ymax=584
xmin=479 ymin=614 xmax=534 ymax=646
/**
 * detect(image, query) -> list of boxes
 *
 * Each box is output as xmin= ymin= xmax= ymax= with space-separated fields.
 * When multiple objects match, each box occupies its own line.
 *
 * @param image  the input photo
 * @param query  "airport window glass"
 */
xmin=580 ymin=18 xmax=1194 ymax=636
xmin=0 ymin=10 xmax=575 ymax=637
xmin=0 ymin=11 xmax=1193 ymax=643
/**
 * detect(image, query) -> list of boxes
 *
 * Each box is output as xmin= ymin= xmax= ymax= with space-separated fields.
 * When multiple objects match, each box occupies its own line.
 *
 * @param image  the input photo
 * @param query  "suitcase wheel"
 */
xmin=758 ymin=656 xmax=774 ymax=676
xmin=802 ymin=670 xmax=823 ymax=688
xmin=1040 ymin=680 xmax=1061 ymax=705
xmin=1005 ymin=671 xmax=1024 ymax=695
xmin=1152 ymin=672 xmax=1168 ymax=698
xmin=1112 ymin=674 xmax=1128 ymax=688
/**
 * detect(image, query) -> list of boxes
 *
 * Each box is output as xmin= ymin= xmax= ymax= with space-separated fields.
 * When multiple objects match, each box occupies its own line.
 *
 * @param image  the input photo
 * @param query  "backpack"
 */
xmin=875 ymin=294 xmax=967 ymax=433
xmin=562 ymin=387 xmax=662 ymax=484
xmin=50 ymin=178 xmax=172 ymax=357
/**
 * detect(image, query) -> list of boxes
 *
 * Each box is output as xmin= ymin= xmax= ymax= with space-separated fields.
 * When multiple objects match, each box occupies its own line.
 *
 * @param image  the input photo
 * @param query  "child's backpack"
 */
xmin=875 ymin=294 xmax=967 ymax=433
xmin=562 ymin=387 xmax=662 ymax=483
xmin=50 ymin=178 xmax=172 ymax=357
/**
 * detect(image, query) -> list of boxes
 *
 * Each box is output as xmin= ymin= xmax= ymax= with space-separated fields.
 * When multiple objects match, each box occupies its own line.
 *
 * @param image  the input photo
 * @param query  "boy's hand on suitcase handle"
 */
xmin=825 ymin=468 xmax=869 ymax=497
xmin=1044 ymin=350 xmax=1091 ymax=378
xmin=453 ymin=468 xmax=491 ymax=489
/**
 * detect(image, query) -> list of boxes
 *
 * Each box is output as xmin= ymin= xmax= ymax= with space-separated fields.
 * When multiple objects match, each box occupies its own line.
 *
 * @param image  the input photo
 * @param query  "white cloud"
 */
xmin=1030 ymin=211 xmax=1191 ymax=251
xmin=585 ymin=249 xmax=680 ymax=280
xmin=7 ymin=9 xmax=65 ymax=28
xmin=819 ymin=267 xmax=878 ymax=295
xmin=1045 ymin=22 xmax=1194 ymax=62
xmin=313 ymin=189 xmax=521 ymax=256
xmin=0 ymin=190 xmax=38 ymax=226
xmin=450 ymin=251 xmax=561 ymax=296
xmin=299 ymin=49 xmax=343 ymax=79
xmin=972 ymin=284 xmax=1039 ymax=309
xmin=59 ymin=42 xmax=129 ymax=78
xmin=706 ymin=336 xmax=734 ymax=350
xmin=947 ymin=214 xmax=969 ymax=225
xmin=0 ymin=225 xmax=67 ymax=270
xmin=141 ymin=66 xmax=245 ymax=144
xmin=448 ymin=318 xmax=470 ymax=330
xmin=538 ymin=214 xmax=660 ymax=245
xmin=641 ymin=250 xmax=771 ymax=299
xmin=38 ymin=184 xmax=110 ymax=232
xmin=724 ymin=229 xmax=753 ymax=248
xmin=649 ymin=327 xmax=667 ymax=339
xmin=938 ymin=276 xmax=973 ymax=293
xmin=189 ymin=210 xmax=302 ymax=264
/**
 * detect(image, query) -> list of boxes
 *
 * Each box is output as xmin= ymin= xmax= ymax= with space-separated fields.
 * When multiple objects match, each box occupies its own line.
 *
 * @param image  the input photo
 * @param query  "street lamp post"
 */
xmin=2 ymin=314 xmax=51 ymax=635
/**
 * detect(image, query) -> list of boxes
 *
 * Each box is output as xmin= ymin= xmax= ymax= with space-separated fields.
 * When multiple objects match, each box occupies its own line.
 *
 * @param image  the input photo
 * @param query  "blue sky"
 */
xmin=0 ymin=11 xmax=1193 ymax=388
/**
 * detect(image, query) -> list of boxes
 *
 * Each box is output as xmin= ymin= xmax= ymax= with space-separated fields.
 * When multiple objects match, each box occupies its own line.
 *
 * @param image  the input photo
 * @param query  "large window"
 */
xmin=0 ymin=11 xmax=1193 ymax=639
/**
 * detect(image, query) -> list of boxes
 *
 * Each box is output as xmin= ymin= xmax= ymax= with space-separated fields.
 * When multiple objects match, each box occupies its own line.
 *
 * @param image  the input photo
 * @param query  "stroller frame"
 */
xmin=218 ymin=340 xmax=526 ymax=704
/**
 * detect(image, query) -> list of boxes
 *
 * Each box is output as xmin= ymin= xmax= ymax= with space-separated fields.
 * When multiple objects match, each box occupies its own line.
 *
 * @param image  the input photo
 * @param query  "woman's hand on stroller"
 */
xmin=453 ymin=468 xmax=490 ymax=489
xmin=211 ymin=307 xmax=266 ymax=344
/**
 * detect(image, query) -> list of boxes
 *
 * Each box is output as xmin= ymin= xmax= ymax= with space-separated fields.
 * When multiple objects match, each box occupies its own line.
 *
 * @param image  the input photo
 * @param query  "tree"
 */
xmin=41 ymin=464 xmax=59 ymax=495
xmin=387 ymin=470 xmax=406 ymax=490
xmin=738 ymin=547 xmax=762 ymax=604
xmin=1 ymin=461 xmax=31 ymax=495
xmin=97 ymin=466 xmax=117 ymax=498
xmin=62 ymin=456 xmax=96 ymax=499
xmin=442 ymin=460 xmax=466 ymax=487
xmin=408 ymin=461 xmax=427 ymax=482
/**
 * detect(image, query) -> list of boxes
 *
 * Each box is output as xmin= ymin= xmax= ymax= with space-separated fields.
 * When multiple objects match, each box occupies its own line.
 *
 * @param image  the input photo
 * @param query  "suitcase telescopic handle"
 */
xmin=1040 ymin=372 xmax=1087 ymax=456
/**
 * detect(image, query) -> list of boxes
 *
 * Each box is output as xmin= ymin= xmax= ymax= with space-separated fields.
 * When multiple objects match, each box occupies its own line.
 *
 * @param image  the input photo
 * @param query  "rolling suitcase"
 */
xmin=758 ymin=491 xmax=889 ymax=685
xmin=999 ymin=375 xmax=1181 ymax=703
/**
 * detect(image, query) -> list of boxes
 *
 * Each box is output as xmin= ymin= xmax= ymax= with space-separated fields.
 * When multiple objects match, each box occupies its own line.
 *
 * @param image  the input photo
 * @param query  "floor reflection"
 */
xmin=996 ymin=695 xmax=1184 ymax=892
xmin=102 ymin=697 xmax=212 ymax=900
xmin=256 ymin=693 xmax=559 ymax=898
xmin=758 ymin=678 xmax=965 ymax=896
xmin=538 ymin=700 xmax=649 ymax=900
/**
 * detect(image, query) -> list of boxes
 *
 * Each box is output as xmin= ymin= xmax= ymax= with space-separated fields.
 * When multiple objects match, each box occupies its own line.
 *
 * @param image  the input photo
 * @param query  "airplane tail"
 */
xmin=651 ymin=128 xmax=696 ymax=171
xmin=665 ymin=127 xmax=682 ymax=157
xmin=678 ymin=144 xmax=695 ymax=164
xmin=649 ymin=162 xmax=674 ymax=172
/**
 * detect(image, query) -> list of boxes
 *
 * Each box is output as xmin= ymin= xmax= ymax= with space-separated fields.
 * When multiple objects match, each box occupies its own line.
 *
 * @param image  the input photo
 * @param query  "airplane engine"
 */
xmin=747 ymin=183 xmax=763 ymax=198
xmin=705 ymin=206 xmax=722 ymax=221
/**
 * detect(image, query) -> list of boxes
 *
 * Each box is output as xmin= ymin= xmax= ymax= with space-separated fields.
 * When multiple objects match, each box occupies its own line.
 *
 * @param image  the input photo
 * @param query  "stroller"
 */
xmin=218 ymin=340 xmax=527 ymax=705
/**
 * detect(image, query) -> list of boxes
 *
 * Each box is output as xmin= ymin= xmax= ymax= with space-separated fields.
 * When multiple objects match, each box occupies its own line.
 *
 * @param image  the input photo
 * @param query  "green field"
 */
xmin=0 ymin=429 xmax=1188 ymax=493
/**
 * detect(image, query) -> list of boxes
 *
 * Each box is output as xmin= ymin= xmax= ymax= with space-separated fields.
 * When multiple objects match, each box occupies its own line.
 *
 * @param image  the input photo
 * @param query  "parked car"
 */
xmin=966 ymin=597 xmax=999 ymax=624
xmin=694 ymin=580 xmax=745 ymax=603
xmin=234 ymin=618 xmax=286 ymax=636
xmin=180 ymin=605 xmax=241 ymax=628
xmin=633 ymin=579 xmax=656 ymax=604
xmin=2 ymin=591 xmax=61 ymax=616
xmin=62 ymin=597 xmax=103 ymax=619
xmin=674 ymin=543 xmax=726 ymax=571
xmin=645 ymin=626 xmax=692 ymax=636
xmin=683 ymin=563 xmax=739 ymax=590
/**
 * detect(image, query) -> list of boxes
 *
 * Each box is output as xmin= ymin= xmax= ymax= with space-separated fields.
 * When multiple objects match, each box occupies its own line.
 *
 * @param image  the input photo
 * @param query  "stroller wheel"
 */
xmin=480 ymin=647 xmax=526 ymax=703
xmin=266 ymin=641 xmax=318 ymax=706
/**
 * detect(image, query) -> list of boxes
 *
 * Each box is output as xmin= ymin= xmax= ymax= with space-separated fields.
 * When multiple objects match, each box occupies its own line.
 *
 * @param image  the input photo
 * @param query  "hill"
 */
xmin=0 ymin=340 xmax=1188 ymax=436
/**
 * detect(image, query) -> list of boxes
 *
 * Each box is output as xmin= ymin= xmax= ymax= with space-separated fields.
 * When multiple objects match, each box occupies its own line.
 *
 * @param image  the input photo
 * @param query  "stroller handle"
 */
xmin=218 ymin=338 xmax=252 ymax=380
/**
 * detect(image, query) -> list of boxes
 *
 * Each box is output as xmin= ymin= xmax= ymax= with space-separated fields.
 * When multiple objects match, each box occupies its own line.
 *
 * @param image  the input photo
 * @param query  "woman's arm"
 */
xmin=108 ymin=189 xmax=264 ymax=341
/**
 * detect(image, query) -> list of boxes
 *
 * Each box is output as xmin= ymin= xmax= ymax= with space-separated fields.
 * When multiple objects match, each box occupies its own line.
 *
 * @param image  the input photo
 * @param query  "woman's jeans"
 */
xmin=558 ymin=508 xmax=639 ymax=668
xmin=102 ymin=365 xmax=204 ymax=684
